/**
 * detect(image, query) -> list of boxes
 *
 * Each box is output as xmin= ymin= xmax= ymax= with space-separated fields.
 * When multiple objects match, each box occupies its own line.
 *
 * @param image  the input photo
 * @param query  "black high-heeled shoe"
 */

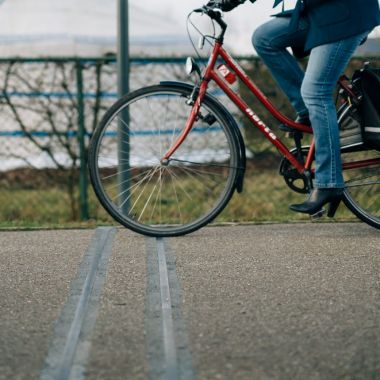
xmin=289 ymin=188 xmax=344 ymax=218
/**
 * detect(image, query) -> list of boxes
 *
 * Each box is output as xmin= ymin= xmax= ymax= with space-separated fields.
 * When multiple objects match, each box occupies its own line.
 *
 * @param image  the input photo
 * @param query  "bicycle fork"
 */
xmin=161 ymin=82 xmax=208 ymax=163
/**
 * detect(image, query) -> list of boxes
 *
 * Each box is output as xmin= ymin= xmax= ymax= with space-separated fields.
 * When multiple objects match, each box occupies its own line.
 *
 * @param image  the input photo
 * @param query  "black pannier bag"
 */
xmin=353 ymin=66 xmax=380 ymax=150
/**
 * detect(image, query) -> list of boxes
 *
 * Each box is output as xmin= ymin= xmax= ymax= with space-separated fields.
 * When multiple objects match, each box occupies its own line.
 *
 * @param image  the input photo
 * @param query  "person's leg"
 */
xmin=252 ymin=17 xmax=308 ymax=117
xmin=300 ymin=31 xmax=370 ymax=189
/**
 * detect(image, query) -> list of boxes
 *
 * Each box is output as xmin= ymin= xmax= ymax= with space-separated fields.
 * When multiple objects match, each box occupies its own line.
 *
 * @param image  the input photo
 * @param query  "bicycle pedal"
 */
xmin=285 ymin=132 xmax=295 ymax=139
xmin=310 ymin=208 xmax=326 ymax=220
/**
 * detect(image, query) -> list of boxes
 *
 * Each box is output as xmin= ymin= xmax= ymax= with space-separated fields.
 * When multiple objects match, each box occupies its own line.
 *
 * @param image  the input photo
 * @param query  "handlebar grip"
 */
xmin=192 ymin=5 xmax=226 ymax=34
xmin=194 ymin=5 xmax=222 ymax=18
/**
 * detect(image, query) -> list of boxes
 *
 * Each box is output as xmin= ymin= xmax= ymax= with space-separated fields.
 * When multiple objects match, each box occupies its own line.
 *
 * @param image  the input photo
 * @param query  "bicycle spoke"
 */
xmin=166 ymin=167 xmax=193 ymax=201
xmin=170 ymin=95 xmax=182 ymax=147
xmin=170 ymin=158 xmax=239 ymax=170
xmin=106 ymin=168 xmax=153 ymax=192
xmin=177 ymin=164 xmax=226 ymax=180
xmin=340 ymin=147 xmax=380 ymax=227
xmin=116 ymin=167 xmax=157 ymax=203
xmin=176 ymin=165 xmax=224 ymax=190
xmin=98 ymin=147 xmax=156 ymax=162
xmin=116 ymin=112 xmax=163 ymax=158
xmin=149 ymin=168 xmax=163 ymax=223
xmin=97 ymin=155 xmax=135 ymax=164
xmin=145 ymin=97 xmax=162 ymax=138
xmin=89 ymin=86 xmax=239 ymax=235
xmin=101 ymin=166 xmax=144 ymax=181
xmin=127 ymin=165 xmax=161 ymax=214
xmin=138 ymin=167 xmax=163 ymax=222
xmin=169 ymin=168 xmax=183 ymax=224
xmin=175 ymin=164 xmax=215 ymax=194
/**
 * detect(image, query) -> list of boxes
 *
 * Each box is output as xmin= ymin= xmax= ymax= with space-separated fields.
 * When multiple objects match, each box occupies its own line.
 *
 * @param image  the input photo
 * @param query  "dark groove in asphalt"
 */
xmin=39 ymin=227 xmax=117 ymax=380
xmin=145 ymin=237 xmax=195 ymax=380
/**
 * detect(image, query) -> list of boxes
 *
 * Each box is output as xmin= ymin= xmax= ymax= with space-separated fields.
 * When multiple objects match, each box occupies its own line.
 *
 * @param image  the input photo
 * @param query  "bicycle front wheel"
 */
xmin=89 ymin=84 xmax=240 ymax=237
xmin=342 ymin=148 xmax=380 ymax=229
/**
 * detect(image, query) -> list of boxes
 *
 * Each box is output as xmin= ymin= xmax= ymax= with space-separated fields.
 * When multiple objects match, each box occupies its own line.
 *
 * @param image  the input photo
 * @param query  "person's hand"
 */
xmin=206 ymin=0 xmax=246 ymax=12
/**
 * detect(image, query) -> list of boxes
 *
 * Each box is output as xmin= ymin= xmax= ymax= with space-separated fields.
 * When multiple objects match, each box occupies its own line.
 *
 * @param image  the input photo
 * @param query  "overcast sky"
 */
xmin=131 ymin=0 xmax=380 ymax=54
xmin=130 ymin=0 xmax=298 ymax=54
xmin=0 ymin=0 xmax=378 ymax=57
xmin=0 ymin=0 xmax=294 ymax=55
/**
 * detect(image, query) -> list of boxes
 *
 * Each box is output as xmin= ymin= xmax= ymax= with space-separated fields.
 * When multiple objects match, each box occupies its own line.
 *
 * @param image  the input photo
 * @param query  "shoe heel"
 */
xmin=327 ymin=199 xmax=341 ymax=218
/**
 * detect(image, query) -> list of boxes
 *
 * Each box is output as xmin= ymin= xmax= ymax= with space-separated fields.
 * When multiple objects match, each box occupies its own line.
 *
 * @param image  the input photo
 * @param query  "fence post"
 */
xmin=76 ymin=60 xmax=89 ymax=220
xmin=117 ymin=0 xmax=130 ymax=213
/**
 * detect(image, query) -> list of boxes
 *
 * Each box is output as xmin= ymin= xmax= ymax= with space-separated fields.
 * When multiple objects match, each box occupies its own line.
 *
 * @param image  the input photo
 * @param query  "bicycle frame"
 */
xmin=163 ymin=41 xmax=380 ymax=175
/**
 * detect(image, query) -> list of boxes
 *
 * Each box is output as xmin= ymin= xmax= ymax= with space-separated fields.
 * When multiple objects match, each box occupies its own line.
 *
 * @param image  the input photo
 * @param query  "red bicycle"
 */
xmin=88 ymin=5 xmax=380 ymax=236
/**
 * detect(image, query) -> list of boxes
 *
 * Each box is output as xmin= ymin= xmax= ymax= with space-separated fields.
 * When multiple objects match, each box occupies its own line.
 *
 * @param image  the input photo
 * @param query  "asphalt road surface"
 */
xmin=0 ymin=222 xmax=379 ymax=380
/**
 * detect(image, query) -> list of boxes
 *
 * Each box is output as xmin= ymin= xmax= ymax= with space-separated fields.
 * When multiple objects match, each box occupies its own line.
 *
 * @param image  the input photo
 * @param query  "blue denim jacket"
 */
xmin=272 ymin=0 xmax=380 ymax=51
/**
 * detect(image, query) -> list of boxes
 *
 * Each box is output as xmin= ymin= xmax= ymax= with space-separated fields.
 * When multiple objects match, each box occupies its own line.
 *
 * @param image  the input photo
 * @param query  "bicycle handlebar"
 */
xmin=194 ymin=5 xmax=221 ymax=17
xmin=193 ymin=5 xmax=228 ymax=41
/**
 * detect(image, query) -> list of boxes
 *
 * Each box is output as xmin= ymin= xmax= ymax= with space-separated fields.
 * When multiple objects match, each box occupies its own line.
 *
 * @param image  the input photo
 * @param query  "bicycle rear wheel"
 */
xmin=342 ymin=148 xmax=380 ymax=229
xmin=88 ymin=84 xmax=240 ymax=237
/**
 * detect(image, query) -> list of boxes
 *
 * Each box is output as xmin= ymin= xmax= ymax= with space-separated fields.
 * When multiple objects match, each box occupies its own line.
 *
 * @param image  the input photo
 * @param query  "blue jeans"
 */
xmin=252 ymin=17 xmax=369 ymax=188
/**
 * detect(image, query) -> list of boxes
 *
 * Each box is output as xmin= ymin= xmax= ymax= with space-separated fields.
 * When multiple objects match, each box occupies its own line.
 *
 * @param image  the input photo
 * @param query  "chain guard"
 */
xmin=279 ymin=147 xmax=313 ymax=194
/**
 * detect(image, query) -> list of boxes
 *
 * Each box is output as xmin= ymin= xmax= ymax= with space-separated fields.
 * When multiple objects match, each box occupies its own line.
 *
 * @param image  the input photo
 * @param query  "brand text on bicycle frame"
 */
xmin=246 ymin=108 xmax=277 ymax=141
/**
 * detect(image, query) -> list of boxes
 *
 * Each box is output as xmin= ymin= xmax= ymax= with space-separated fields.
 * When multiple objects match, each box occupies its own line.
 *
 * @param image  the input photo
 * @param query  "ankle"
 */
xmin=295 ymin=114 xmax=311 ymax=125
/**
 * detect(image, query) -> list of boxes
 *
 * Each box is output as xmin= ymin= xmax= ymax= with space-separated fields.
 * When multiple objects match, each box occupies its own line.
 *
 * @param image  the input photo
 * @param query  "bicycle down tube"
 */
xmin=162 ymin=41 xmax=313 ymax=174
xmin=88 ymin=4 xmax=380 ymax=236
xmin=162 ymin=40 xmax=380 ymax=175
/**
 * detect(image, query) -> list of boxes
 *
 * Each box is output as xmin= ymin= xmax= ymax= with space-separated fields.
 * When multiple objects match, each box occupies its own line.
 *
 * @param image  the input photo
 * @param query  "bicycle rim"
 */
xmin=342 ymin=148 xmax=380 ymax=229
xmin=89 ymin=85 xmax=239 ymax=236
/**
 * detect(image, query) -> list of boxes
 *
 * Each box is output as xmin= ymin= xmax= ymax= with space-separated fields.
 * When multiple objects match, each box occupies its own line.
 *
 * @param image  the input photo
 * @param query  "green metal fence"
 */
xmin=0 ymin=55 xmax=378 ymax=227
xmin=0 ymin=56 xmax=212 ymax=226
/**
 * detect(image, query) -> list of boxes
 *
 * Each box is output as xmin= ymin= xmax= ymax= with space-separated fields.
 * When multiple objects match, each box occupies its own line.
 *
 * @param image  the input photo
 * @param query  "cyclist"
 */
xmin=209 ymin=0 xmax=380 ymax=216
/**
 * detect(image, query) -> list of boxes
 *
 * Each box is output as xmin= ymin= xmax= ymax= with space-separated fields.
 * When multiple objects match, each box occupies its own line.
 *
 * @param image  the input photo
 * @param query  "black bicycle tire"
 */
xmin=338 ymin=103 xmax=380 ymax=229
xmin=88 ymin=84 xmax=240 ymax=237
xmin=342 ymin=190 xmax=380 ymax=229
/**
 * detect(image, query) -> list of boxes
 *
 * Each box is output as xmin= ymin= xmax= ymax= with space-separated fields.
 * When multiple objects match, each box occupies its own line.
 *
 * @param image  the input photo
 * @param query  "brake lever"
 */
xmin=194 ymin=5 xmax=223 ymax=19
